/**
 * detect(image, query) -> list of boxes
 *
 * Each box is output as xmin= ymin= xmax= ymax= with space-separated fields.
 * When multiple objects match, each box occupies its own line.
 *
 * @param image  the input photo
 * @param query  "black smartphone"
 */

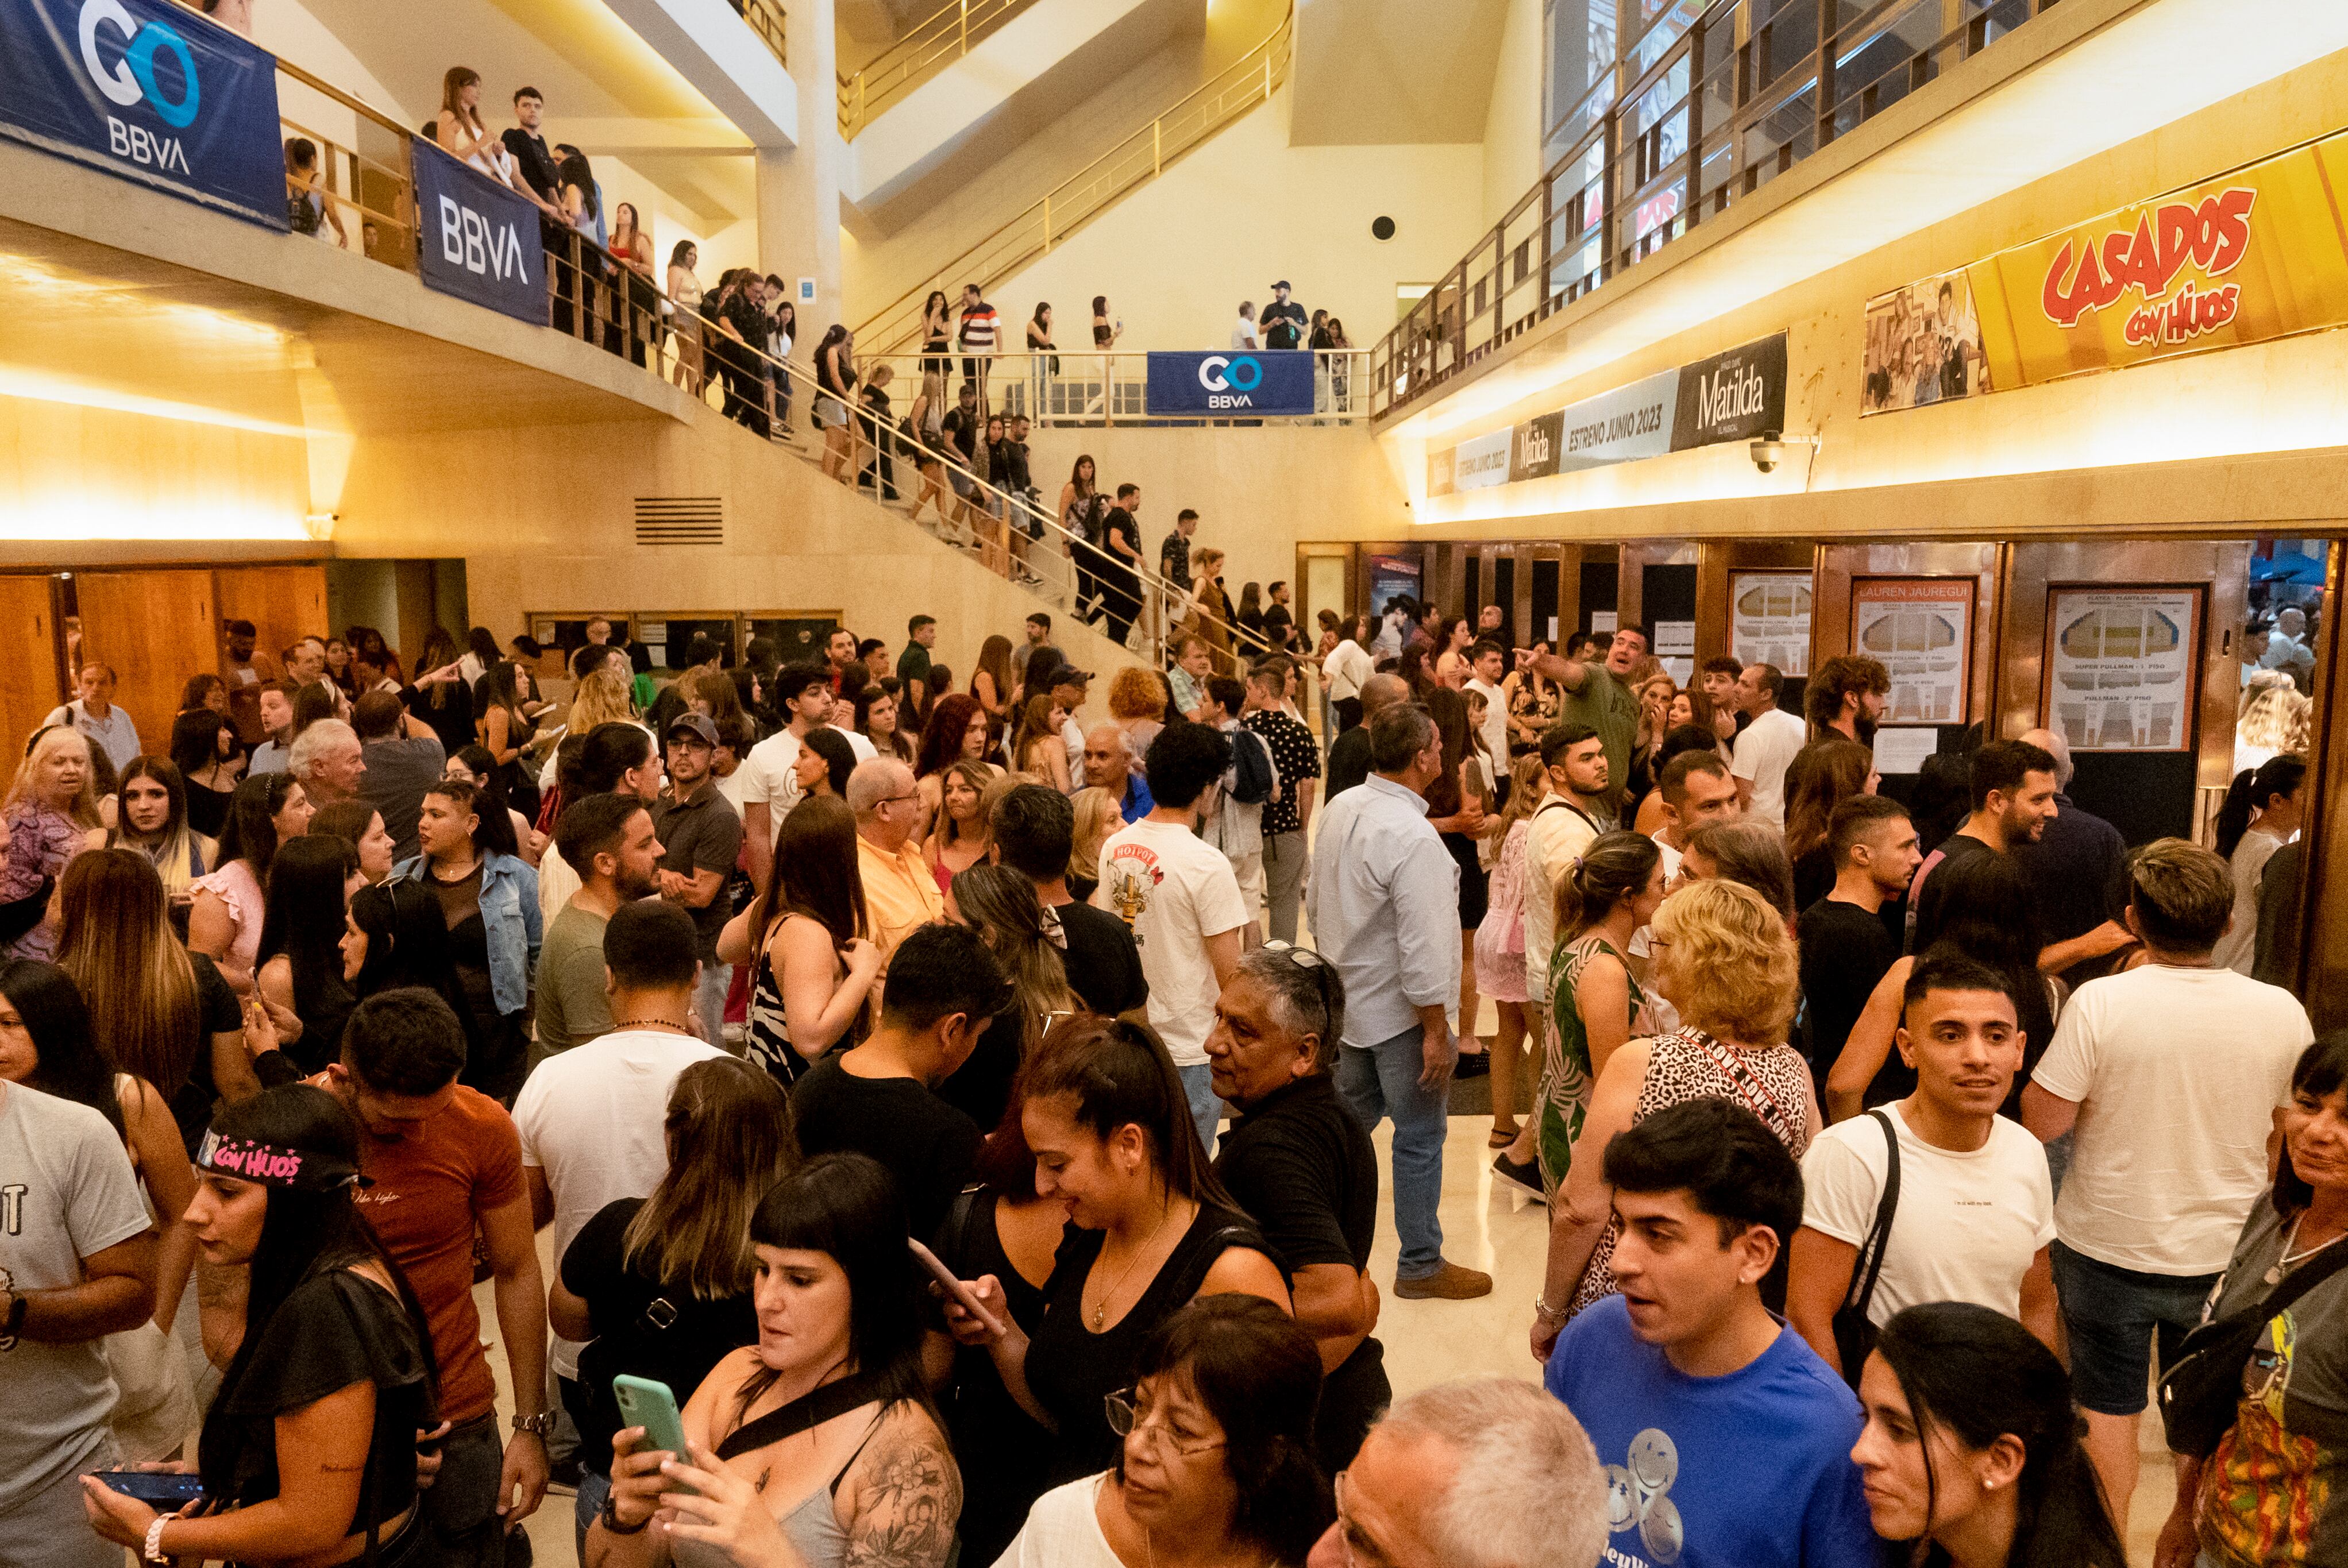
xmin=99 ymin=1472 xmax=207 ymax=1506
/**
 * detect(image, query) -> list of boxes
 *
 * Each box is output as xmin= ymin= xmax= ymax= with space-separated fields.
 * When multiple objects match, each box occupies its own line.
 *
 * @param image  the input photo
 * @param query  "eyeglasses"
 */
xmin=1262 ymin=941 xmax=1337 ymax=1041
xmin=1104 ymin=1387 xmax=1227 ymax=1457
xmin=877 ymin=793 xmax=920 ymax=808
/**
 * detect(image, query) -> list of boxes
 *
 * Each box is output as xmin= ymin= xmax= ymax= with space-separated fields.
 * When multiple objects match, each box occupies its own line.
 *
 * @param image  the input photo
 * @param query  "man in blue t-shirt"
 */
xmin=1543 ymin=1099 xmax=1876 ymax=1568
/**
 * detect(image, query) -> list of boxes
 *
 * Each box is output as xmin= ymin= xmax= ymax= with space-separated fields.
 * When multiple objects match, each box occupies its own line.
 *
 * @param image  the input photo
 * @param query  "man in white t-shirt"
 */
xmin=1728 ymin=662 xmax=1807 ymax=827
xmin=737 ymin=665 xmax=836 ymax=892
xmin=1788 ymin=951 xmax=2057 ymax=1382
xmin=2022 ymin=838 xmax=2312 ymax=1525
xmin=1521 ymin=723 xmax=1610 ymax=1008
xmin=512 ymin=901 xmax=724 ymax=1505
xmin=1094 ymin=721 xmax=1247 ymax=1154
xmin=1463 ymin=640 xmax=1510 ymax=770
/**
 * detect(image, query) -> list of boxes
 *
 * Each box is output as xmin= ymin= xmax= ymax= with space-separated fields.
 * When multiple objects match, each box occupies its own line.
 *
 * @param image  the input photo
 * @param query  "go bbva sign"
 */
xmin=1146 ymin=350 xmax=1316 ymax=417
xmin=0 ymin=0 xmax=287 ymax=227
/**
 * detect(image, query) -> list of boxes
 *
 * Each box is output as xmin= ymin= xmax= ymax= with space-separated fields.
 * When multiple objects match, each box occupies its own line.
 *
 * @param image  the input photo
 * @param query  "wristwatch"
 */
xmin=1533 ymin=1293 xmax=1570 ymax=1324
xmin=510 ymin=1411 xmax=553 ymax=1438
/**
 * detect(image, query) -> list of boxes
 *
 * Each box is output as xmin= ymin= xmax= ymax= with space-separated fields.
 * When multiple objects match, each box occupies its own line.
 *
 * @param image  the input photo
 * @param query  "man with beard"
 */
xmin=534 ymin=792 xmax=662 ymax=1055
xmin=1803 ymin=654 xmax=1891 ymax=746
xmin=1907 ymin=739 xmax=2061 ymax=955
xmin=1519 ymin=623 xmax=1649 ymax=817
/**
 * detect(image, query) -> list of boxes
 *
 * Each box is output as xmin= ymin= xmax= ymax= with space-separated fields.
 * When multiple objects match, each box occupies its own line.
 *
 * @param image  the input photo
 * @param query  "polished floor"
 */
xmin=484 ymin=1109 xmax=2180 ymax=1565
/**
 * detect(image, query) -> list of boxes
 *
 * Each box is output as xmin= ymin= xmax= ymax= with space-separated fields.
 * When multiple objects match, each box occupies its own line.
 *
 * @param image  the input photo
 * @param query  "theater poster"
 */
xmin=1729 ymin=571 xmax=1814 ymax=675
xmin=2043 ymin=586 xmax=2202 ymax=752
xmin=1862 ymin=271 xmax=1990 ymax=415
xmin=1852 ymin=578 xmax=1973 ymax=725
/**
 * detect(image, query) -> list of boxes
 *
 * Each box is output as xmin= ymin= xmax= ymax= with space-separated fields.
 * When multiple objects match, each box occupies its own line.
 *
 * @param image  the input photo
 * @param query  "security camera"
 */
xmin=1750 ymin=432 xmax=1786 ymax=474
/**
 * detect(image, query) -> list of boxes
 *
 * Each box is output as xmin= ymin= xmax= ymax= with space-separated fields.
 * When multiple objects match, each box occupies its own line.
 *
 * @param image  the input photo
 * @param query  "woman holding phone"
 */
xmin=79 ymin=1084 xmax=437 ymax=1566
xmin=591 ymin=1152 xmax=960 ymax=1567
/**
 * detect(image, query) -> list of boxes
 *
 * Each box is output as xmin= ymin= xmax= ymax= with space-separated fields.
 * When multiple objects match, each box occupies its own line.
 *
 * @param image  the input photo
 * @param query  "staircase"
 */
xmin=838 ymin=0 xmax=1046 ymax=137
xmin=851 ymin=5 xmax=1293 ymax=353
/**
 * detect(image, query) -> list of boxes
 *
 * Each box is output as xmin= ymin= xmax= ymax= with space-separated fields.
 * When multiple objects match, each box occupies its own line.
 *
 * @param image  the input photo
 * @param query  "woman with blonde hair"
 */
xmin=1066 ymin=787 xmax=1120 ymax=902
xmin=1 ymin=724 xmax=103 ymax=960
xmin=1532 ymin=877 xmax=1818 ymax=1355
xmin=1474 ymin=753 xmax=1556 ymax=1153
xmin=1012 ymin=694 xmax=1072 ymax=792
xmin=58 ymin=848 xmax=261 ymax=1151
xmin=2237 ymin=672 xmax=2313 ymax=775
xmin=944 ymin=862 xmax=1078 ymax=1129
xmin=907 ymin=369 xmax=951 ymax=529
xmin=1182 ymin=547 xmax=1236 ymax=671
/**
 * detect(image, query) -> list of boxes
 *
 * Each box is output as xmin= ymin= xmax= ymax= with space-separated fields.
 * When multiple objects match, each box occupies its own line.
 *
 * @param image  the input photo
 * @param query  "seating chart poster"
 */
xmin=2043 ymin=586 xmax=2202 ymax=752
xmin=1851 ymin=578 xmax=1973 ymax=725
xmin=1729 ymin=571 xmax=1814 ymax=676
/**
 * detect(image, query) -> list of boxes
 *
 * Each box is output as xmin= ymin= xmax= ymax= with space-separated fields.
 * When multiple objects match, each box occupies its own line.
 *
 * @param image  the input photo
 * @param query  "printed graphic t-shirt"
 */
xmin=1544 ymin=1294 xmax=1876 ymax=1568
xmin=1093 ymin=817 xmax=1247 ymax=1065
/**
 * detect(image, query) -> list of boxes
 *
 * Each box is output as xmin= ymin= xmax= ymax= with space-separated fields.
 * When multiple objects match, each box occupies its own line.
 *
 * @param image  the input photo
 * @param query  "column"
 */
xmin=757 ymin=0 xmax=842 ymax=330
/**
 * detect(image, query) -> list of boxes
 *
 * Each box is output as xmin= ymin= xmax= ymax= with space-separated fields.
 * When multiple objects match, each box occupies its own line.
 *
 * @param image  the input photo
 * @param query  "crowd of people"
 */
xmin=0 ymin=578 xmax=2330 ymax=1568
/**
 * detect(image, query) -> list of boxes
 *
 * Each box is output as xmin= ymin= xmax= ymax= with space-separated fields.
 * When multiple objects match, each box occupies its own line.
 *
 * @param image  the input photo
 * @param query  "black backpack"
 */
xmin=1227 ymin=726 xmax=1275 ymax=806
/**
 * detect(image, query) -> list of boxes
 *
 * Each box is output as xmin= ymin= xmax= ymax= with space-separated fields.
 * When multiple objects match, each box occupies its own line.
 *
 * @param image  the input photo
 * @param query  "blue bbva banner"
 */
xmin=1146 ymin=350 xmax=1315 ymax=418
xmin=0 ymin=0 xmax=286 ymax=227
xmin=411 ymin=140 xmax=545 ymax=327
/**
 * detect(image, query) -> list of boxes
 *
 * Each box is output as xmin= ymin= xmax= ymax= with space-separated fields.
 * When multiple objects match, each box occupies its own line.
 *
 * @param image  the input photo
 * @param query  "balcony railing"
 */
xmin=1369 ymin=0 xmax=2060 ymax=419
xmin=838 ymin=0 xmax=1040 ymax=138
xmin=730 ymin=0 xmax=788 ymax=67
xmin=848 ymin=348 xmax=1371 ymax=425
xmin=852 ymin=7 xmax=1293 ymax=353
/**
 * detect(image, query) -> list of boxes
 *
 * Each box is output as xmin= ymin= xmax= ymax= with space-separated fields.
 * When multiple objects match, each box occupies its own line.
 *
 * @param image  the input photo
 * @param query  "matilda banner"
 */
xmin=1868 ymin=128 xmax=2348 ymax=407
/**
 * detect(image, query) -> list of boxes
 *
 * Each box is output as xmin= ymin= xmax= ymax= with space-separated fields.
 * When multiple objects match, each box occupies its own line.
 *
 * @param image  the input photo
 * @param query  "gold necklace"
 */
xmin=1089 ymin=1202 xmax=1183 ymax=1330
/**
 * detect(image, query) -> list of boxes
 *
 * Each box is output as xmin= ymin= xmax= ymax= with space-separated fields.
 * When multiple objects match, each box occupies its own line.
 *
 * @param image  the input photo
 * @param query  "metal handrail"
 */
xmin=272 ymin=53 xmax=420 ymax=269
xmin=1370 ymin=0 xmax=2060 ymax=419
xmin=838 ymin=0 xmax=1040 ymax=137
xmin=851 ymin=6 xmax=1294 ymax=354
xmin=535 ymin=237 xmax=1274 ymax=667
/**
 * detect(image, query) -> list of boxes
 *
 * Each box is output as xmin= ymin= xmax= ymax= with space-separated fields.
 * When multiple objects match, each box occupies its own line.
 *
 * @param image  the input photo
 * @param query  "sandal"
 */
xmin=1487 ymin=1127 xmax=1518 ymax=1150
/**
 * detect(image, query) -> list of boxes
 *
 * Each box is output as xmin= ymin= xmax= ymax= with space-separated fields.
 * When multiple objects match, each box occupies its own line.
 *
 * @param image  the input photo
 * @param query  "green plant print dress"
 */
xmin=1535 ymin=932 xmax=1647 ymax=1199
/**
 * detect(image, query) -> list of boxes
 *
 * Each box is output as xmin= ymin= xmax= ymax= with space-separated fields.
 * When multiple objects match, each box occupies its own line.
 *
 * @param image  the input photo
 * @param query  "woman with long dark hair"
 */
xmin=190 ymin=772 xmax=313 ymax=995
xmin=851 ymin=680 xmax=916 ymax=766
xmin=942 ymin=862 xmax=1076 ymax=1129
xmin=342 ymin=878 xmax=460 ymax=1006
xmin=792 ymin=727 xmax=859 ymax=802
xmin=721 ymin=795 xmax=880 ymax=1089
xmin=471 ymin=661 xmax=541 ymax=816
xmin=913 ymin=694 xmax=997 ymax=841
xmin=1783 ymin=739 xmax=1879 ymax=912
xmin=1423 ymin=686 xmax=1490 ymax=1081
xmin=592 ymin=1152 xmax=960 ymax=1566
xmin=255 ymin=835 xmax=358 ymax=1075
xmin=308 ymin=799 xmax=396 ymax=885
xmin=1826 ymin=852 xmax=2057 ymax=1121
xmin=944 ymin=1017 xmax=1290 ymax=1489
xmin=552 ymin=1057 xmax=797 ymax=1542
xmin=0 ymin=958 xmax=199 ymax=1461
xmin=921 ymin=288 xmax=953 ymax=377
xmin=1855 ymin=1303 xmax=2126 ymax=1568
xmin=410 ymin=627 xmax=475 ymax=754
xmin=444 ymin=745 xmax=538 ymax=865
xmin=1060 ymin=454 xmax=1106 ymax=619
xmin=2156 ymin=1033 xmax=2348 ymax=1568
xmin=168 ymin=710 xmax=243 ymax=840
xmin=2213 ymin=752 xmax=2305 ymax=974
xmin=971 ymin=634 xmax=1016 ymax=744
xmin=79 ymin=1086 xmax=437 ymax=1566
xmin=997 ymin=1295 xmax=1333 ymax=1568
xmin=815 ymin=323 xmax=861 ymax=483
xmin=107 ymin=756 xmax=214 ymax=911
xmin=58 ymin=849 xmax=264 ymax=1152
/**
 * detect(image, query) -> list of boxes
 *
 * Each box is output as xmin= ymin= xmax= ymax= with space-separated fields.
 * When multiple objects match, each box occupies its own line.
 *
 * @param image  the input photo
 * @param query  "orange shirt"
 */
xmin=337 ymin=1082 xmax=523 ymax=1422
xmin=856 ymin=834 xmax=944 ymax=958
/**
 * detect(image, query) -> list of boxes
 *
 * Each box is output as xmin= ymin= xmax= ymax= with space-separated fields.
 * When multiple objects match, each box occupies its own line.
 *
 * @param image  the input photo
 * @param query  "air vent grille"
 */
xmin=634 ymin=497 xmax=724 ymax=547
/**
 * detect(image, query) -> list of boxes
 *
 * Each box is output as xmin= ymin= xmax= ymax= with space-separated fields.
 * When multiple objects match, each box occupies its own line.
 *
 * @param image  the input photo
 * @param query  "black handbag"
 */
xmin=2158 ymin=1229 xmax=2348 ymax=1457
xmin=1832 ymin=1110 xmax=1901 ymax=1388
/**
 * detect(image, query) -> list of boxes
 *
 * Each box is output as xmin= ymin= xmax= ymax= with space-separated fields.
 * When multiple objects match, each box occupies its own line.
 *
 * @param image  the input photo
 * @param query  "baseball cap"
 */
xmin=1271 ymin=279 xmax=1291 ymax=290
xmin=1051 ymin=665 xmax=1095 ymax=685
xmin=664 ymin=713 xmax=718 ymax=747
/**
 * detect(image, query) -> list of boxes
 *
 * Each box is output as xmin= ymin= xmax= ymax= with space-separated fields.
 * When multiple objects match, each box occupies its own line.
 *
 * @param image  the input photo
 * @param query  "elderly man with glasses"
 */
xmin=1206 ymin=943 xmax=1389 ymax=1474
xmin=846 ymin=756 xmax=943 ymax=957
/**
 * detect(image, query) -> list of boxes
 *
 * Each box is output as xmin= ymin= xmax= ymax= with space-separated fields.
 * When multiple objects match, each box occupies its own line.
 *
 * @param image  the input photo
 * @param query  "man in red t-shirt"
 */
xmin=315 ymin=990 xmax=550 ymax=1560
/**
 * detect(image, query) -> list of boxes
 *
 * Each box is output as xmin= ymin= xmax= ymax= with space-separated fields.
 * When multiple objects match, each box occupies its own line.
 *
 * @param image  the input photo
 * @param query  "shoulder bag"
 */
xmin=1830 ymin=1110 xmax=1901 ymax=1389
xmin=2158 ymin=1231 xmax=2348 ymax=1457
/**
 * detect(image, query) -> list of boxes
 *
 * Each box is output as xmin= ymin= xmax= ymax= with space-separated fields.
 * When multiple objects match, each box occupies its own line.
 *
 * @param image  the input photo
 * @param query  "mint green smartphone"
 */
xmin=611 ymin=1374 xmax=695 ymax=1492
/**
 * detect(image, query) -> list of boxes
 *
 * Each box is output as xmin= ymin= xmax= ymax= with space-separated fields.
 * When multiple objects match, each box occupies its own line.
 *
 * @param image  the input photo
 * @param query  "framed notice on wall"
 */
xmin=1852 ymin=578 xmax=1973 ymax=725
xmin=1729 ymin=571 xmax=1814 ymax=676
xmin=2041 ymin=585 xmax=2203 ymax=752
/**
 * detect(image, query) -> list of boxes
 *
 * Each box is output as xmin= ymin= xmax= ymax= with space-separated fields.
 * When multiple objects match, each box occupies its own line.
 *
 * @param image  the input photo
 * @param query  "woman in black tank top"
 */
xmin=940 ymin=1018 xmax=1290 ymax=1488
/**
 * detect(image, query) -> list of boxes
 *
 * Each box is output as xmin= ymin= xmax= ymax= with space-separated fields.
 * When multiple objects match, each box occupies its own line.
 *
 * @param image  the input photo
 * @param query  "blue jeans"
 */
xmin=575 ymin=1466 xmax=611 ymax=1563
xmin=1336 ymin=1026 xmax=1447 ymax=1279
xmin=695 ymin=960 xmax=732 ymax=1052
xmin=1178 ymin=1060 xmax=1220 ymax=1157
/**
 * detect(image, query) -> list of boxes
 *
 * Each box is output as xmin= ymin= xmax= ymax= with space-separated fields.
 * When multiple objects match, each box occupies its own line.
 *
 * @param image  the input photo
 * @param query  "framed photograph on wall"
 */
xmin=1850 ymin=577 xmax=1975 ymax=726
xmin=1729 ymin=570 xmax=1815 ymax=676
xmin=2040 ymin=584 xmax=2204 ymax=752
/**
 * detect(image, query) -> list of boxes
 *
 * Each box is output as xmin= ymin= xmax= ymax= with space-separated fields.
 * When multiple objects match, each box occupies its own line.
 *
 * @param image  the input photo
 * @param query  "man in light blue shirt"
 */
xmin=1307 ymin=702 xmax=1491 ymax=1301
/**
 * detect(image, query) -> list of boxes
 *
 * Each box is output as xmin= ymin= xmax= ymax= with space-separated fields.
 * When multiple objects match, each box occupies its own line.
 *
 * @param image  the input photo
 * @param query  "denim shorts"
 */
xmin=2049 ymin=1239 xmax=2220 ymax=1415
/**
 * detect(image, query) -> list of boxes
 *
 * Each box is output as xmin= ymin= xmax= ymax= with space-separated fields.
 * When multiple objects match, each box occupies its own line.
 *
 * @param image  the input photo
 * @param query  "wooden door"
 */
xmin=215 ymin=565 xmax=330 ymax=675
xmin=0 ymin=577 xmax=63 ymax=756
xmin=75 ymin=570 xmax=219 ymax=768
